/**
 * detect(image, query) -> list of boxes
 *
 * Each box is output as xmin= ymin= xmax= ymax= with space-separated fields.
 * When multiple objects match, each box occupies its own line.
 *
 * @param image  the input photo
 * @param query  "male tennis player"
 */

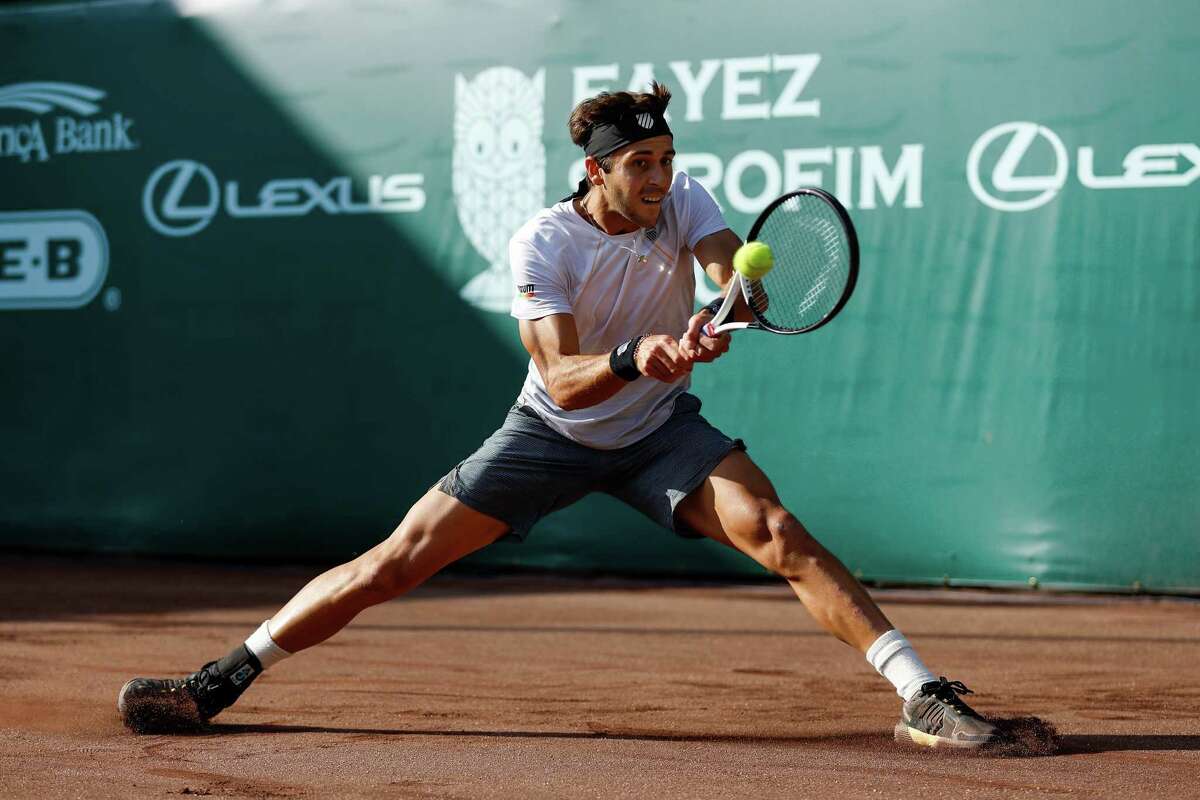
xmin=119 ymin=82 xmax=1001 ymax=749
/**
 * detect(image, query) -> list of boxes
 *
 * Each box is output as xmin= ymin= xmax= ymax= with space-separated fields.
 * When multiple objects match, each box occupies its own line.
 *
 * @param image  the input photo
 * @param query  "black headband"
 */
xmin=562 ymin=111 xmax=673 ymax=201
xmin=583 ymin=111 xmax=672 ymax=159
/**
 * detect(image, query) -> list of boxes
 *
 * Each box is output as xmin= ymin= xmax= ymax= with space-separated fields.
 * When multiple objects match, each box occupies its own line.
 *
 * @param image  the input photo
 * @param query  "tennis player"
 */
xmin=119 ymin=82 xmax=1001 ymax=750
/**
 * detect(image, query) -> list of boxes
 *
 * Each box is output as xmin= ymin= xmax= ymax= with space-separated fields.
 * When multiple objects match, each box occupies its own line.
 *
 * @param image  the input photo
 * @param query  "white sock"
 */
xmin=866 ymin=629 xmax=937 ymax=702
xmin=245 ymin=620 xmax=292 ymax=670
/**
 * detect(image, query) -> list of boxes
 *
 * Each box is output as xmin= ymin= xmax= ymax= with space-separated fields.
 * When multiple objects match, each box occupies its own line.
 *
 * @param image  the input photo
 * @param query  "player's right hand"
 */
xmin=679 ymin=310 xmax=731 ymax=363
xmin=635 ymin=335 xmax=693 ymax=383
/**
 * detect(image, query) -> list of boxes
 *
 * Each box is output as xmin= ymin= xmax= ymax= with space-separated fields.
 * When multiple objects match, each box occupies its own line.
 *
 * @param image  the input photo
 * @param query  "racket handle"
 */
xmin=702 ymin=321 xmax=716 ymax=337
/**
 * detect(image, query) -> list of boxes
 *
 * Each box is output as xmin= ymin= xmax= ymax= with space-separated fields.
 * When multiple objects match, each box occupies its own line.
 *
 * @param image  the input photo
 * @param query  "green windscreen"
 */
xmin=1 ymin=1 xmax=1196 ymax=592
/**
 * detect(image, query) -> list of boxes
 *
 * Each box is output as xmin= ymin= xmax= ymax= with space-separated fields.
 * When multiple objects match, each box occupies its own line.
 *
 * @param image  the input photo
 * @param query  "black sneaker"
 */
xmin=894 ymin=677 xmax=1001 ymax=750
xmin=118 ymin=650 xmax=260 ymax=733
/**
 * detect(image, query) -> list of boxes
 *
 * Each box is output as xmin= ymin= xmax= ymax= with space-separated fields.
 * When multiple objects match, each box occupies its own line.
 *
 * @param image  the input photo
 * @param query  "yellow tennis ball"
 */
xmin=733 ymin=241 xmax=774 ymax=279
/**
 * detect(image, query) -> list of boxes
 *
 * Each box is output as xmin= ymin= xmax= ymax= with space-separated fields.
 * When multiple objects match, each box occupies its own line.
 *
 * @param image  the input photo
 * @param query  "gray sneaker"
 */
xmin=894 ymin=677 xmax=1001 ymax=749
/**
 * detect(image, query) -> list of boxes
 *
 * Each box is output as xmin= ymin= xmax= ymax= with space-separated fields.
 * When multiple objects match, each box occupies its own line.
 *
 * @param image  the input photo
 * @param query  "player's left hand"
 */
xmin=680 ymin=309 xmax=731 ymax=363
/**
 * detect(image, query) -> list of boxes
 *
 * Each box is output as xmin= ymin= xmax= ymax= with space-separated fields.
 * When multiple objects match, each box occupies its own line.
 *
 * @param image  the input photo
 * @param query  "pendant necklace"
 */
xmin=579 ymin=197 xmax=648 ymax=264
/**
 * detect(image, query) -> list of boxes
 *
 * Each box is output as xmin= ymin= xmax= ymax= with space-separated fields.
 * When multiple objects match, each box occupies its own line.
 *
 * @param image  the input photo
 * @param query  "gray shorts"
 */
xmin=435 ymin=392 xmax=745 ymax=541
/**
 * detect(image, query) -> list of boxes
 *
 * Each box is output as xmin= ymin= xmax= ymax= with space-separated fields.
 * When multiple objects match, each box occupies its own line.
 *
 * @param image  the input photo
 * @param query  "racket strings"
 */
xmin=749 ymin=194 xmax=852 ymax=331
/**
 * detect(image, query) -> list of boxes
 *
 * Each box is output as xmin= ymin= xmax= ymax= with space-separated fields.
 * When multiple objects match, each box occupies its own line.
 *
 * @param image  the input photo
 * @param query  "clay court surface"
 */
xmin=2 ymin=555 xmax=1197 ymax=799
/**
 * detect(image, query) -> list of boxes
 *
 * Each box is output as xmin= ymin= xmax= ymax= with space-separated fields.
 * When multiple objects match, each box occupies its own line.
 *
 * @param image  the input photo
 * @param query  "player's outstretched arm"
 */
xmin=695 ymin=228 xmax=742 ymax=288
xmin=519 ymin=314 xmax=690 ymax=410
xmin=695 ymin=228 xmax=756 ymax=322
xmin=682 ymin=228 xmax=743 ymax=361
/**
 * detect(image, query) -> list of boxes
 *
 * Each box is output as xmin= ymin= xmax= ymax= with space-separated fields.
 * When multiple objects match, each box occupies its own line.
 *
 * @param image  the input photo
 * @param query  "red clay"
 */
xmin=2 ymin=555 xmax=1198 ymax=799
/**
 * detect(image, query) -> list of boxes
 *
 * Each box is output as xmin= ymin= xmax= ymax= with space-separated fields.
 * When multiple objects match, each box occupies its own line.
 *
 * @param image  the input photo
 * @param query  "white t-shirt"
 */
xmin=509 ymin=171 xmax=729 ymax=449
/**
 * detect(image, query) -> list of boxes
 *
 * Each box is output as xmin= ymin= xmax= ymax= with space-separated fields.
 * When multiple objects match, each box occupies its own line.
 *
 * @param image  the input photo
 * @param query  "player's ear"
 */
xmin=584 ymin=156 xmax=605 ymax=187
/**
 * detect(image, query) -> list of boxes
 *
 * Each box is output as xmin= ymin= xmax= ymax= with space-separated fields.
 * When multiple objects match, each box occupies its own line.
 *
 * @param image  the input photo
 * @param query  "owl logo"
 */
xmin=452 ymin=67 xmax=546 ymax=313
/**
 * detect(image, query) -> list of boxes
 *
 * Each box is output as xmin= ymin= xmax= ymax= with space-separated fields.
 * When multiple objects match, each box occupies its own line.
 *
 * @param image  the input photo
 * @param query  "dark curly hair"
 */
xmin=567 ymin=81 xmax=672 ymax=172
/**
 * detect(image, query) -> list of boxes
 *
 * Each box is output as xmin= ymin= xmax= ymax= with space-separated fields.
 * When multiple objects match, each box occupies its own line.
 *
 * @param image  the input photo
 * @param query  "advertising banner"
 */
xmin=2 ymin=1 xmax=1196 ymax=591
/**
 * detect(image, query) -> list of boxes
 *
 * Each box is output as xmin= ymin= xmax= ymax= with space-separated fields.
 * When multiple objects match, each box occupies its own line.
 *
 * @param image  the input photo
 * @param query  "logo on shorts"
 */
xmin=635 ymin=112 xmax=654 ymax=129
xmin=516 ymin=283 xmax=536 ymax=298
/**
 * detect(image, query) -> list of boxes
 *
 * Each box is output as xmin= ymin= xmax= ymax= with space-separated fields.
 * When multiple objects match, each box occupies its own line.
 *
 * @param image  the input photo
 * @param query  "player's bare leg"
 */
xmin=676 ymin=449 xmax=891 ymax=651
xmin=118 ymin=488 xmax=509 ymax=733
xmin=676 ymin=449 xmax=1001 ymax=749
xmin=268 ymin=489 xmax=509 ymax=652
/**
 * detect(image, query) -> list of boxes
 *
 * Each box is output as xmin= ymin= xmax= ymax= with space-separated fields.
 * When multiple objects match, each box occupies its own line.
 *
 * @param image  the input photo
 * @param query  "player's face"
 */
xmin=604 ymin=136 xmax=675 ymax=228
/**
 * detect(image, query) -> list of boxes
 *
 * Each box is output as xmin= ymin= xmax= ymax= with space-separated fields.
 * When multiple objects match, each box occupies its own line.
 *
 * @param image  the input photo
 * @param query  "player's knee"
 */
xmin=354 ymin=561 xmax=408 ymax=604
xmin=758 ymin=509 xmax=822 ymax=581
xmin=354 ymin=533 xmax=428 ymax=602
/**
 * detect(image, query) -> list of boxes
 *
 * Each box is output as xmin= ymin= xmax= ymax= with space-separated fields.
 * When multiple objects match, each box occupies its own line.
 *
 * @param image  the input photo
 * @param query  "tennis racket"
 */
xmin=702 ymin=188 xmax=859 ymax=337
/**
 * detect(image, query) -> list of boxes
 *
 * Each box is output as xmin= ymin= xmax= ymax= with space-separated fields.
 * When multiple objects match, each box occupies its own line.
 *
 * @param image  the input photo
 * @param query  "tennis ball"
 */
xmin=733 ymin=241 xmax=774 ymax=280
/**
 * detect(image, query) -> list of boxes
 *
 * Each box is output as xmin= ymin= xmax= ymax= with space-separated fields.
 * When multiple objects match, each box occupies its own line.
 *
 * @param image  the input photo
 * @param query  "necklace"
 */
xmin=577 ymin=195 xmax=649 ymax=263
xmin=576 ymin=196 xmax=603 ymax=232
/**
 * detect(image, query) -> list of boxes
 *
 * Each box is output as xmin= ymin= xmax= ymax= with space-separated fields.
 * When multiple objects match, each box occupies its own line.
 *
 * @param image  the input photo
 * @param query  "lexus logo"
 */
xmin=142 ymin=159 xmax=220 ymax=237
xmin=142 ymin=158 xmax=427 ymax=237
xmin=967 ymin=122 xmax=1068 ymax=212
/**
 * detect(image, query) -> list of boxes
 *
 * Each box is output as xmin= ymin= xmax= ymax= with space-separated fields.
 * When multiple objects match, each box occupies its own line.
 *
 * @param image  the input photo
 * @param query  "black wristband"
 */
xmin=702 ymin=297 xmax=723 ymax=317
xmin=610 ymin=335 xmax=643 ymax=381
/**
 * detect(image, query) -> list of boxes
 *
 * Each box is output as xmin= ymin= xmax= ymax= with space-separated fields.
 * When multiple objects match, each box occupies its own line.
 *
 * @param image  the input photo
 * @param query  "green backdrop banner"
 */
xmin=2 ymin=1 xmax=1197 ymax=592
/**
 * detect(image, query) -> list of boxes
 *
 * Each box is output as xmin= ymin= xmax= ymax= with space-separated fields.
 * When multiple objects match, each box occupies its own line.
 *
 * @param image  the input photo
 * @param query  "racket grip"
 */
xmin=702 ymin=321 xmax=716 ymax=337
